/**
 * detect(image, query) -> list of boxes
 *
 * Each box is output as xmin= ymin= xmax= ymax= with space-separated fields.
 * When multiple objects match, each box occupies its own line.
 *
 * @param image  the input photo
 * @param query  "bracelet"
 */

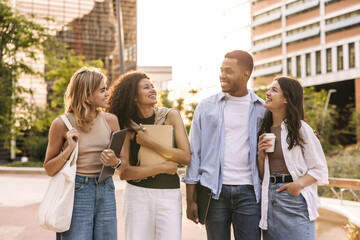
xmin=112 ymin=158 xmax=122 ymax=169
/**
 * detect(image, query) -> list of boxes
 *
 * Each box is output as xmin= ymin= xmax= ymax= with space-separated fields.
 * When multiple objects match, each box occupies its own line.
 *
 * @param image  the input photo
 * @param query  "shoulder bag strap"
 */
xmin=59 ymin=115 xmax=78 ymax=166
xmin=60 ymin=115 xmax=73 ymax=131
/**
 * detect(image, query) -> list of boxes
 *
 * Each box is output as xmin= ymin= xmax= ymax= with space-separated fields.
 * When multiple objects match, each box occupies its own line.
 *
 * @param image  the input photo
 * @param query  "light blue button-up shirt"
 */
xmin=182 ymin=90 xmax=266 ymax=201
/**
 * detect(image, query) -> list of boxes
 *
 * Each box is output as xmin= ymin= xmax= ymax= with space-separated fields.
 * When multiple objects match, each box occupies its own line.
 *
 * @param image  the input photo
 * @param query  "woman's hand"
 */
xmin=100 ymin=149 xmax=119 ymax=167
xmin=160 ymin=161 xmax=179 ymax=175
xmin=276 ymin=181 xmax=302 ymax=196
xmin=135 ymin=124 xmax=154 ymax=148
xmin=65 ymin=128 xmax=80 ymax=151
xmin=257 ymin=133 xmax=272 ymax=180
xmin=277 ymin=174 xmax=316 ymax=196
xmin=258 ymin=133 xmax=271 ymax=162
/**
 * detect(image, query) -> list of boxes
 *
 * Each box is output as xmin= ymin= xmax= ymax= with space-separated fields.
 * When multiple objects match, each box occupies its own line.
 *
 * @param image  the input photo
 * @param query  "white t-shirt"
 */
xmin=223 ymin=93 xmax=252 ymax=185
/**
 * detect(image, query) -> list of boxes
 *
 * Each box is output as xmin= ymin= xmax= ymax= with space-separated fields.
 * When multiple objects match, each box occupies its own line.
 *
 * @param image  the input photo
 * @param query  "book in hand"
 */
xmin=195 ymin=182 xmax=212 ymax=225
xmin=138 ymin=124 xmax=174 ymax=166
xmin=98 ymin=129 xmax=128 ymax=183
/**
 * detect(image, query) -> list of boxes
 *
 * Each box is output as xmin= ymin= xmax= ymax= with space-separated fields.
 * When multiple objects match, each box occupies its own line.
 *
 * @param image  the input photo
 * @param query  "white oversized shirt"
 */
xmin=259 ymin=120 xmax=329 ymax=230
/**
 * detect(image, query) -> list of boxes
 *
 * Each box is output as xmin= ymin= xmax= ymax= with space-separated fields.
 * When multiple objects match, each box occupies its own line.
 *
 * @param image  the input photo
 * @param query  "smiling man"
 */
xmin=183 ymin=50 xmax=266 ymax=240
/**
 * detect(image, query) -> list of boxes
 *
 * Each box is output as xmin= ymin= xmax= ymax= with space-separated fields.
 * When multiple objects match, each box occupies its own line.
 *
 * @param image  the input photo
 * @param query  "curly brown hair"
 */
xmin=107 ymin=71 xmax=150 ymax=129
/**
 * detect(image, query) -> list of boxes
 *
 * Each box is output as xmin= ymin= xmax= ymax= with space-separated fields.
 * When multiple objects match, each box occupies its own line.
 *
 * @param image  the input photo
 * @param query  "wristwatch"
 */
xmin=112 ymin=158 xmax=122 ymax=169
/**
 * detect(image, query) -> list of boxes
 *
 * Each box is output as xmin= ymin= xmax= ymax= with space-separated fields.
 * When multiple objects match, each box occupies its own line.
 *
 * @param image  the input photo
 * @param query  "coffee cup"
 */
xmin=264 ymin=133 xmax=276 ymax=153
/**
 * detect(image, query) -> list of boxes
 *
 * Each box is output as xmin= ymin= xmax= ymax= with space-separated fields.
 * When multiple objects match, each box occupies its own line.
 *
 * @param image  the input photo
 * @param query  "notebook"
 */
xmin=138 ymin=125 xmax=174 ymax=166
xmin=98 ymin=129 xmax=128 ymax=183
xmin=195 ymin=182 xmax=212 ymax=225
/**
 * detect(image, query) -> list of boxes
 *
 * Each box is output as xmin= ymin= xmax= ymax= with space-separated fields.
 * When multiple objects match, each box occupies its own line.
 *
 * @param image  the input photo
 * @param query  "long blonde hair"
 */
xmin=65 ymin=67 xmax=107 ymax=132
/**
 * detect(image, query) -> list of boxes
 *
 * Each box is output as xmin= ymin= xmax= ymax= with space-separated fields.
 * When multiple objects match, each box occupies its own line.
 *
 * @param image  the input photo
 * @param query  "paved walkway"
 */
xmin=0 ymin=168 xmax=357 ymax=240
xmin=0 ymin=172 xmax=206 ymax=240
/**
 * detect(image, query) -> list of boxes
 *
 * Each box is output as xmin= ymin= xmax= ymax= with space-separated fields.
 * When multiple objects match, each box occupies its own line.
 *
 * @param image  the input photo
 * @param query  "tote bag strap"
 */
xmin=59 ymin=115 xmax=78 ymax=166
xmin=60 ymin=115 xmax=73 ymax=131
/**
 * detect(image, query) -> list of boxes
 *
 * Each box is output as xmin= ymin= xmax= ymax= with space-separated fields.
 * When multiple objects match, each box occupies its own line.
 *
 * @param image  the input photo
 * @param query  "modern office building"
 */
xmin=3 ymin=0 xmax=137 ymax=160
xmin=15 ymin=0 xmax=137 ymax=106
xmin=251 ymin=0 xmax=360 ymax=143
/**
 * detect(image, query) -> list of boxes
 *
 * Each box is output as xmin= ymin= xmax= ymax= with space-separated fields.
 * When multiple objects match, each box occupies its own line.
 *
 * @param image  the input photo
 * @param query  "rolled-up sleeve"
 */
xmin=301 ymin=123 xmax=329 ymax=185
xmin=182 ymin=104 xmax=202 ymax=184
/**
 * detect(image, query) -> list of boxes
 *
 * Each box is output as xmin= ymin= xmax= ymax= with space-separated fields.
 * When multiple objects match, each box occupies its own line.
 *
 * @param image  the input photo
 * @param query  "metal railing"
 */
xmin=324 ymin=177 xmax=360 ymax=205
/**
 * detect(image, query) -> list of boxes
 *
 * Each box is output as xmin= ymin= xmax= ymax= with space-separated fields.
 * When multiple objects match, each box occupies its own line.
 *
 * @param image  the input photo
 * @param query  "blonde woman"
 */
xmin=44 ymin=67 xmax=122 ymax=239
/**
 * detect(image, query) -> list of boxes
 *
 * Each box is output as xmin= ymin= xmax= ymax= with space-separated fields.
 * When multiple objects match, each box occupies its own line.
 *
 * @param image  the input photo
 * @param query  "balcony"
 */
xmin=253 ymin=64 xmax=282 ymax=77
xmin=285 ymin=0 xmax=319 ymax=16
xmin=252 ymin=11 xmax=281 ymax=27
xmin=286 ymin=26 xmax=320 ymax=43
xmin=325 ymin=15 xmax=360 ymax=33
xmin=253 ymin=38 xmax=282 ymax=52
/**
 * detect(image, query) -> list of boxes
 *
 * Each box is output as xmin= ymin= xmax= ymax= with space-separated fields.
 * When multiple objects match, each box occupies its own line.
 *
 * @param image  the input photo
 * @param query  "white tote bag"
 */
xmin=36 ymin=115 xmax=78 ymax=232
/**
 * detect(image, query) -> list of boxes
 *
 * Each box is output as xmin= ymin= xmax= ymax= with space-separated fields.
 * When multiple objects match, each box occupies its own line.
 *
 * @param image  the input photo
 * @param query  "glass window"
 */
xmin=337 ymin=46 xmax=343 ymax=70
xmin=306 ymin=53 xmax=311 ymax=76
xmin=349 ymin=42 xmax=355 ymax=68
xmin=316 ymin=51 xmax=321 ymax=74
xmin=296 ymin=55 xmax=301 ymax=77
xmin=326 ymin=48 xmax=332 ymax=73
xmin=287 ymin=58 xmax=292 ymax=76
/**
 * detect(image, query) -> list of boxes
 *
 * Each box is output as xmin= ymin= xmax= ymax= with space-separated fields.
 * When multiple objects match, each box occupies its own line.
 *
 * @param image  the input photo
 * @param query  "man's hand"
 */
xmin=313 ymin=130 xmax=321 ymax=140
xmin=186 ymin=200 xmax=199 ymax=224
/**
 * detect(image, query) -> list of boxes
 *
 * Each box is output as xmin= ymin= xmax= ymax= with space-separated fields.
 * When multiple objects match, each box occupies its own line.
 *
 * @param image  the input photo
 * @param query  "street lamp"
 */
xmin=321 ymin=89 xmax=337 ymax=136
xmin=116 ymin=0 xmax=125 ymax=75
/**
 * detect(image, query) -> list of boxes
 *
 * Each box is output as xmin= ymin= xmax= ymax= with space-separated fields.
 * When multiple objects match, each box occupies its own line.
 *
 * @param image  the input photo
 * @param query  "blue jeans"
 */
xmin=56 ymin=175 xmax=117 ymax=240
xmin=263 ymin=182 xmax=315 ymax=240
xmin=205 ymin=185 xmax=261 ymax=240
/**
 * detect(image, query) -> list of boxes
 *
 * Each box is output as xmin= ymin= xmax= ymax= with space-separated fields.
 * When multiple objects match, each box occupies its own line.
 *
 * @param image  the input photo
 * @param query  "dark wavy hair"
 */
xmin=107 ymin=71 xmax=150 ymax=129
xmin=258 ymin=76 xmax=305 ymax=150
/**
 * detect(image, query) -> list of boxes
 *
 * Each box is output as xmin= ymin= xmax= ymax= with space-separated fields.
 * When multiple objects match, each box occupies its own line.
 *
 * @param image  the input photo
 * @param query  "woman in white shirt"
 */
xmin=257 ymin=76 xmax=328 ymax=240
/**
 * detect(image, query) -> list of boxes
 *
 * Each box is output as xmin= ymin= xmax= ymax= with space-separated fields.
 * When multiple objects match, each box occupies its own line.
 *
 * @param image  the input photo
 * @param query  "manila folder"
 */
xmin=138 ymin=124 xmax=173 ymax=166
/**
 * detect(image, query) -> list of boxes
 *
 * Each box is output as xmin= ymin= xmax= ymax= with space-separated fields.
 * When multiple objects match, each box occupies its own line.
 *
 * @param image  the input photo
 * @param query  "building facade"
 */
xmin=15 ymin=0 xmax=137 ymax=106
xmin=137 ymin=66 xmax=173 ymax=97
xmin=5 ymin=0 xmax=137 ymax=160
xmin=251 ymin=0 xmax=360 ymax=143
xmin=251 ymin=0 xmax=360 ymax=94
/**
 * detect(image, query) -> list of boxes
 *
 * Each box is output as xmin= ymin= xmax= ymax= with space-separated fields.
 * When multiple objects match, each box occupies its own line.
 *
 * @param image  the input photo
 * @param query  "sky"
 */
xmin=137 ymin=0 xmax=206 ymax=67
xmin=137 ymin=0 xmax=252 ymax=100
xmin=137 ymin=0 xmax=252 ymax=66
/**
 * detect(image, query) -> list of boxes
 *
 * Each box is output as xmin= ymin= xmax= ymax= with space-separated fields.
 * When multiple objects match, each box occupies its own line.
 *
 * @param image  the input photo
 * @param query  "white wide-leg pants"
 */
xmin=122 ymin=182 xmax=182 ymax=240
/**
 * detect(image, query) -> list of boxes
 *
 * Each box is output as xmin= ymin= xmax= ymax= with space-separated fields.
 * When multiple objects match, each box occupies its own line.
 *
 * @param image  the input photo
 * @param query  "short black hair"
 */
xmin=225 ymin=50 xmax=254 ymax=76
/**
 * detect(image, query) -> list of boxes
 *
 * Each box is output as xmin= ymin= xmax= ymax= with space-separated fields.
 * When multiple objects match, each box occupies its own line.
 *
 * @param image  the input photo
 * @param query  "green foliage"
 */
xmin=158 ymin=91 xmax=173 ymax=108
xmin=23 ymin=106 xmax=55 ymax=161
xmin=318 ymin=145 xmax=360 ymax=201
xmin=43 ymin=40 xmax=103 ymax=112
xmin=0 ymin=0 xmax=50 ymax=150
xmin=303 ymin=87 xmax=338 ymax=152
xmin=0 ymin=161 xmax=43 ymax=168
xmin=21 ymin=40 xmax=104 ymax=162
xmin=184 ymin=90 xmax=199 ymax=134
xmin=255 ymin=88 xmax=267 ymax=101
xmin=175 ymin=98 xmax=184 ymax=112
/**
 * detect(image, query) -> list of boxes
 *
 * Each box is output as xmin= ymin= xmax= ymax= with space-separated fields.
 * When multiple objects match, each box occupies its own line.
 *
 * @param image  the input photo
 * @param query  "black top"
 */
xmin=127 ymin=114 xmax=180 ymax=189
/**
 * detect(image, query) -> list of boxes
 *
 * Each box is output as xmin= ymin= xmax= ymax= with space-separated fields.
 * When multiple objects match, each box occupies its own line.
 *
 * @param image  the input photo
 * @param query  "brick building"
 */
xmin=251 ymin=0 xmax=360 ymax=144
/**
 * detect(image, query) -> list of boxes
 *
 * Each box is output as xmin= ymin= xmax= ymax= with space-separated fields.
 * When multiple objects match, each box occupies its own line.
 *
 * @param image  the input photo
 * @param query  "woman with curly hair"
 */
xmin=107 ymin=71 xmax=190 ymax=240
xmin=44 ymin=67 xmax=122 ymax=239
xmin=257 ymin=76 xmax=328 ymax=240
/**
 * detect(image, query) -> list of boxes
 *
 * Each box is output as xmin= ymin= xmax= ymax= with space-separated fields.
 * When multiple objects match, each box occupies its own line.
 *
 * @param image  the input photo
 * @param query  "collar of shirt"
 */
xmin=183 ymin=90 xmax=266 ymax=201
